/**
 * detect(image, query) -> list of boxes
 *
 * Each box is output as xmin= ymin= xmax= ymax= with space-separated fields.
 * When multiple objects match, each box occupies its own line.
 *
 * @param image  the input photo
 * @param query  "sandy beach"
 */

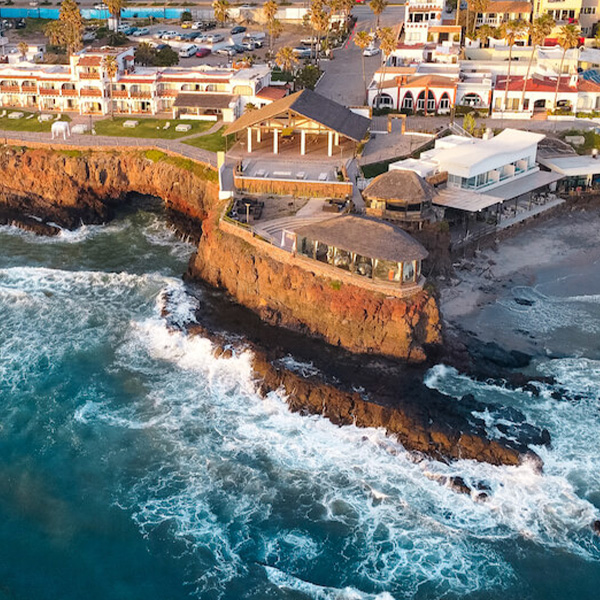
xmin=440 ymin=205 xmax=600 ymax=358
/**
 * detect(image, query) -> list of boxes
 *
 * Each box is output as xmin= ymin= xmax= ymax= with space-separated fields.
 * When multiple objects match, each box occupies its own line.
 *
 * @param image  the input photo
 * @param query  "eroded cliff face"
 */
xmin=0 ymin=146 xmax=218 ymax=229
xmin=191 ymin=224 xmax=443 ymax=362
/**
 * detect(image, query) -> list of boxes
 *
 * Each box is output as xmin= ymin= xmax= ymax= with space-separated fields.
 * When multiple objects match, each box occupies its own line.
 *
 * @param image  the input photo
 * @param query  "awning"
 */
xmin=538 ymin=155 xmax=600 ymax=177
xmin=173 ymin=93 xmax=235 ymax=109
xmin=433 ymin=187 xmax=501 ymax=212
xmin=485 ymin=170 xmax=563 ymax=201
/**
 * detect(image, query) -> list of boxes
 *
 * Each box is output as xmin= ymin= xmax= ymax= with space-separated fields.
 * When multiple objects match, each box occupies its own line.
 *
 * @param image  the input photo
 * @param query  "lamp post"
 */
xmin=245 ymin=202 xmax=251 ymax=224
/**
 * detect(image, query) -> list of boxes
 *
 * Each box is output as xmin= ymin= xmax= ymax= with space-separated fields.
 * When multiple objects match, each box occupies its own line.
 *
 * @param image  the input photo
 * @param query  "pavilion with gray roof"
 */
xmin=225 ymin=89 xmax=370 ymax=157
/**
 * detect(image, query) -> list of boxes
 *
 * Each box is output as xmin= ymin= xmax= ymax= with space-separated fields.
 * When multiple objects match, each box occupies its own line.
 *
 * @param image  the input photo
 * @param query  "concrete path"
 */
xmin=0 ymin=128 xmax=218 ymax=167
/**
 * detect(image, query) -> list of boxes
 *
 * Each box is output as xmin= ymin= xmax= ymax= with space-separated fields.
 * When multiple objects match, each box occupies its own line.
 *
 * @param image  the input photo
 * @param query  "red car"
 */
xmin=196 ymin=48 xmax=211 ymax=58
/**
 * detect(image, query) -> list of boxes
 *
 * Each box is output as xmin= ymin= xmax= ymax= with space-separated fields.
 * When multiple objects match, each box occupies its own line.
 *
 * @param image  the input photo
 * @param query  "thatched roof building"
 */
xmin=294 ymin=215 xmax=428 ymax=263
xmin=363 ymin=170 xmax=435 ymax=204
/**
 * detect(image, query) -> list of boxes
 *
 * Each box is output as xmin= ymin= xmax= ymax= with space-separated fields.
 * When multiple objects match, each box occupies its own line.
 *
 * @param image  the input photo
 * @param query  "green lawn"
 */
xmin=92 ymin=117 xmax=213 ymax=139
xmin=183 ymin=127 xmax=234 ymax=152
xmin=0 ymin=110 xmax=71 ymax=132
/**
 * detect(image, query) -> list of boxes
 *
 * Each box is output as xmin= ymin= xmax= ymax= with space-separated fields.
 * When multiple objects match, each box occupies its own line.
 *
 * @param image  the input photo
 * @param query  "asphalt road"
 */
xmin=316 ymin=5 xmax=405 ymax=106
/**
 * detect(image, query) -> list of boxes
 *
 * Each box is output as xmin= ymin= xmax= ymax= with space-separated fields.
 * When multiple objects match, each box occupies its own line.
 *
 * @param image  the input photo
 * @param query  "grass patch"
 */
xmin=58 ymin=149 xmax=83 ymax=158
xmin=141 ymin=149 xmax=218 ymax=182
xmin=329 ymin=280 xmax=342 ymax=291
xmin=17 ymin=18 xmax=51 ymax=35
xmin=183 ymin=126 xmax=234 ymax=153
xmin=0 ymin=111 xmax=71 ymax=132
xmin=92 ymin=117 xmax=212 ymax=139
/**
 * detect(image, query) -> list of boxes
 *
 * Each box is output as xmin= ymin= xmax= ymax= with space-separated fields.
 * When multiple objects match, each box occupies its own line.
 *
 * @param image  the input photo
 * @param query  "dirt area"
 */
xmin=255 ymin=195 xmax=309 ymax=221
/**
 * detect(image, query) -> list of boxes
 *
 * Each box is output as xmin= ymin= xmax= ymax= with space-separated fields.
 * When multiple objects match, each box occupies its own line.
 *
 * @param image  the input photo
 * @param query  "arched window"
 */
xmin=402 ymin=91 xmax=414 ymax=111
xmin=461 ymin=93 xmax=483 ymax=107
xmin=438 ymin=92 xmax=450 ymax=112
xmin=416 ymin=90 xmax=435 ymax=111
xmin=374 ymin=93 xmax=394 ymax=109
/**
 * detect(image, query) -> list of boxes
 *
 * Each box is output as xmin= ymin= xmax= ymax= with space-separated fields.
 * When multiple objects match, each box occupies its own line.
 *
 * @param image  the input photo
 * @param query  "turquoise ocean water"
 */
xmin=1 ymin=209 xmax=600 ymax=599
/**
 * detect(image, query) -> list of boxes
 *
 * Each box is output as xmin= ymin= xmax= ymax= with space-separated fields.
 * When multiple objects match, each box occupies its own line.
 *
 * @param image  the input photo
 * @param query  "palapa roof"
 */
xmin=225 ymin=89 xmax=370 ymax=141
xmin=294 ymin=215 xmax=428 ymax=263
xmin=362 ymin=170 xmax=435 ymax=204
xmin=481 ymin=0 xmax=532 ymax=13
xmin=173 ymin=93 xmax=235 ymax=109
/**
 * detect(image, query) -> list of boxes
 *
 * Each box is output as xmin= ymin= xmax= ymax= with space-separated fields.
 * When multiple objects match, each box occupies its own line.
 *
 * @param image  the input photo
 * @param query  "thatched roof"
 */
xmin=363 ymin=170 xmax=435 ymax=204
xmin=225 ymin=89 xmax=370 ymax=142
xmin=294 ymin=215 xmax=428 ymax=263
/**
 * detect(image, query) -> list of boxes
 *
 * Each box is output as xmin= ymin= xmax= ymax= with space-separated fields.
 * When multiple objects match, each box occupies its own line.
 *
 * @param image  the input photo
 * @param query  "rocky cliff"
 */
xmin=0 ymin=146 xmax=218 ymax=230
xmin=190 ymin=222 xmax=443 ymax=361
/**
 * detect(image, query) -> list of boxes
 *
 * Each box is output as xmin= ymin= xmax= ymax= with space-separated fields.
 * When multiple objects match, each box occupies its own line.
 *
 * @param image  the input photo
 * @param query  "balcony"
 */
xmin=62 ymin=88 xmax=78 ymax=97
xmin=80 ymin=89 xmax=103 ymax=97
xmin=130 ymin=91 xmax=152 ymax=99
xmin=21 ymin=85 xmax=37 ymax=93
xmin=112 ymin=90 xmax=129 ymax=98
xmin=158 ymin=89 xmax=178 ymax=97
xmin=39 ymin=88 xmax=59 ymax=96
xmin=0 ymin=85 xmax=20 ymax=93
xmin=79 ymin=72 xmax=101 ymax=80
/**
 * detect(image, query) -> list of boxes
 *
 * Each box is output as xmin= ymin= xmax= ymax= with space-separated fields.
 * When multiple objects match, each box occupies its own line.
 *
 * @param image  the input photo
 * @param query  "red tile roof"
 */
xmin=256 ymin=86 xmax=288 ymax=101
xmin=495 ymin=75 xmax=577 ymax=93
xmin=480 ymin=1 xmax=532 ymax=13
xmin=78 ymin=56 xmax=102 ymax=67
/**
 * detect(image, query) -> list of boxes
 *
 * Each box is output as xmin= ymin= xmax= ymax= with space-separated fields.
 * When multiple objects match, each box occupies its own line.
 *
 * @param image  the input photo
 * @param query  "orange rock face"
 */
xmin=191 ymin=225 xmax=443 ymax=362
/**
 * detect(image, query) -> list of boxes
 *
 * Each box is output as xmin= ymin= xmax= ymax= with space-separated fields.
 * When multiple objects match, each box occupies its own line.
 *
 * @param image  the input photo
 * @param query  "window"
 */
xmin=439 ymin=94 xmax=450 ymax=111
xmin=402 ymin=93 xmax=413 ymax=110
xmin=582 ymin=7 xmax=596 ymax=14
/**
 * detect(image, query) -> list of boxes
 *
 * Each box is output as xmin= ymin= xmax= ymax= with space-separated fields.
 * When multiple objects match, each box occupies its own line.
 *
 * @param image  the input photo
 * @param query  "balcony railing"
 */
xmin=21 ymin=85 xmax=37 ymax=93
xmin=80 ymin=89 xmax=103 ymax=97
xmin=39 ymin=88 xmax=59 ymax=96
xmin=158 ymin=89 xmax=178 ymax=97
xmin=79 ymin=72 xmax=101 ymax=80
xmin=62 ymin=88 xmax=78 ymax=97
xmin=130 ymin=91 xmax=152 ymax=99
xmin=0 ymin=85 xmax=19 ymax=93
xmin=112 ymin=90 xmax=129 ymax=98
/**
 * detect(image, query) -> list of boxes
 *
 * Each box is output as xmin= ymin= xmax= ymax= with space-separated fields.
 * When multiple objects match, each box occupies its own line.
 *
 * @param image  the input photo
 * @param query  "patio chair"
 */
xmin=0 ymin=110 xmax=6 ymax=118
xmin=163 ymin=121 xmax=170 ymax=130
xmin=25 ymin=113 xmax=35 ymax=120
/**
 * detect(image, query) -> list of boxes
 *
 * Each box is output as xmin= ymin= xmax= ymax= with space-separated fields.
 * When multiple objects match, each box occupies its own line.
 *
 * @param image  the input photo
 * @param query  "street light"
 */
xmin=244 ymin=202 xmax=251 ymax=224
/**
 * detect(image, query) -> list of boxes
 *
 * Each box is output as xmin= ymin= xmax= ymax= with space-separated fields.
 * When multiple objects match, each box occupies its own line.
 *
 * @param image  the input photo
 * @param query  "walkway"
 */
xmin=0 ymin=128 xmax=218 ymax=168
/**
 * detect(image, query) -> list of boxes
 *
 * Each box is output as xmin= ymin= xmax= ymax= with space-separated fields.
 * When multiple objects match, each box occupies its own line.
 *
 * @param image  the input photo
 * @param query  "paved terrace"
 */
xmin=0 ymin=128 xmax=218 ymax=168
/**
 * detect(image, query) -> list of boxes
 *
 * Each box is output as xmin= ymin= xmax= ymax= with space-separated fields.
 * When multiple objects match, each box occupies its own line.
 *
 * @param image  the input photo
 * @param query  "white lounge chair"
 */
xmin=163 ymin=121 xmax=170 ymax=130
xmin=25 ymin=113 xmax=35 ymax=120
xmin=0 ymin=110 xmax=6 ymax=118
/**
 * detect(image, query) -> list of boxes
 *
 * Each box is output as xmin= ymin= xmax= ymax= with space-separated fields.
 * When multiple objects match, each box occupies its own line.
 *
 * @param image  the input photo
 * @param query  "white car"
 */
xmin=94 ymin=3 xmax=108 ymax=9
xmin=161 ymin=31 xmax=178 ymax=40
xmin=363 ymin=45 xmax=380 ymax=56
xmin=205 ymin=33 xmax=224 ymax=44
xmin=191 ymin=21 xmax=203 ymax=30
xmin=132 ymin=27 xmax=149 ymax=37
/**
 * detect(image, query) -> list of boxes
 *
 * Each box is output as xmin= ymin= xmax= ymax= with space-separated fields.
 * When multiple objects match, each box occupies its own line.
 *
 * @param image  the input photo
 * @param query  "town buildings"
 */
xmin=0 ymin=47 xmax=280 ymax=120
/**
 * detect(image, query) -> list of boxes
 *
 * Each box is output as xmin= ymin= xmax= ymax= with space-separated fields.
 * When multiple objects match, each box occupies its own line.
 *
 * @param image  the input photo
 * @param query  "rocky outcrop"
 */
xmin=190 ymin=223 xmax=443 ymax=361
xmin=0 ymin=146 xmax=218 ymax=229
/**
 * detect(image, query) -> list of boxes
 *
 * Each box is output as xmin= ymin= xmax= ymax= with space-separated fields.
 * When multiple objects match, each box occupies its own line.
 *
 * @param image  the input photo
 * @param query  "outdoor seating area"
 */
xmin=228 ymin=197 xmax=264 ymax=224
xmin=123 ymin=120 xmax=139 ymax=128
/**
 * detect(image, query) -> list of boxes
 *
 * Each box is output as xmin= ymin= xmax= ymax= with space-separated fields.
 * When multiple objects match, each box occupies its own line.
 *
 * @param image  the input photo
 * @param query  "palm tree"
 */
xmin=595 ymin=27 xmax=600 ymax=49
xmin=310 ymin=0 xmax=329 ymax=67
xmin=212 ymin=0 xmax=230 ymax=26
xmin=276 ymin=46 xmax=298 ymax=75
xmin=107 ymin=0 xmax=124 ymax=31
xmin=369 ymin=0 xmax=387 ymax=29
xmin=263 ymin=0 xmax=278 ymax=57
xmin=102 ymin=54 xmax=118 ymax=118
xmin=553 ymin=24 xmax=581 ymax=113
xmin=475 ymin=24 xmax=494 ymax=48
xmin=375 ymin=26 xmax=396 ymax=108
xmin=354 ymin=29 xmax=371 ymax=100
xmin=17 ymin=41 xmax=28 ymax=61
xmin=45 ymin=0 xmax=84 ymax=57
xmin=467 ymin=0 xmax=488 ymax=39
xmin=244 ymin=102 xmax=257 ymax=113
xmin=520 ymin=14 xmax=555 ymax=111
xmin=500 ymin=19 xmax=527 ymax=112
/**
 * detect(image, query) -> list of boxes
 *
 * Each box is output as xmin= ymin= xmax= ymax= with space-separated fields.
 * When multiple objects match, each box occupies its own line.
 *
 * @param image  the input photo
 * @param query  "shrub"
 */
xmin=329 ymin=280 xmax=342 ymax=291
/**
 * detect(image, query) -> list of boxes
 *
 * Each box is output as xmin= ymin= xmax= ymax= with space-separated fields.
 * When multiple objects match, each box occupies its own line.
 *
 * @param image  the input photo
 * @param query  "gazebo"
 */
xmin=291 ymin=215 xmax=428 ymax=287
xmin=363 ymin=170 xmax=435 ymax=227
xmin=225 ymin=89 xmax=370 ymax=157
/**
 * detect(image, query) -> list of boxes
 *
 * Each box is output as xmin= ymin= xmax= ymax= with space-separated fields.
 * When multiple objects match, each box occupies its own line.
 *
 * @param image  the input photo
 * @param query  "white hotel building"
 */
xmin=0 ymin=47 xmax=282 ymax=121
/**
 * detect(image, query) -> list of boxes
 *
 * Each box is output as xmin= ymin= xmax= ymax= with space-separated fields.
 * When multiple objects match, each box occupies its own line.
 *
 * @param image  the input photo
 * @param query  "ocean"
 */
xmin=1 ymin=208 xmax=600 ymax=600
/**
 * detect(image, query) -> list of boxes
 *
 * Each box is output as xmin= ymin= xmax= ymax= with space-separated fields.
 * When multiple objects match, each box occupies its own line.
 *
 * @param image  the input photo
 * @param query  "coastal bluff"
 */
xmin=0 ymin=145 xmax=442 ymax=362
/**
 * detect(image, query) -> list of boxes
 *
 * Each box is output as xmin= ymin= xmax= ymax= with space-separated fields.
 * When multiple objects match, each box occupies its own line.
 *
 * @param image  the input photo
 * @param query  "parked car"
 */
xmin=161 ymin=31 xmax=178 ymax=40
xmin=93 ymin=2 xmax=108 ymax=9
xmin=178 ymin=44 xmax=198 ymax=58
xmin=15 ymin=18 xmax=26 ymax=29
xmin=363 ymin=45 xmax=379 ymax=56
xmin=154 ymin=30 xmax=167 ymax=38
xmin=181 ymin=21 xmax=193 ymax=29
xmin=191 ymin=21 xmax=203 ymax=30
xmin=82 ymin=31 xmax=96 ymax=42
xmin=241 ymin=40 xmax=256 ymax=51
xmin=132 ymin=27 xmax=150 ymax=37
xmin=292 ymin=46 xmax=312 ymax=58
xmin=206 ymin=33 xmax=224 ymax=44
xmin=215 ymin=45 xmax=237 ymax=56
xmin=301 ymin=36 xmax=319 ymax=45
xmin=154 ymin=43 xmax=171 ymax=51
xmin=230 ymin=26 xmax=247 ymax=35
xmin=194 ymin=34 xmax=208 ymax=43
xmin=195 ymin=47 xmax=211 ymax=58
